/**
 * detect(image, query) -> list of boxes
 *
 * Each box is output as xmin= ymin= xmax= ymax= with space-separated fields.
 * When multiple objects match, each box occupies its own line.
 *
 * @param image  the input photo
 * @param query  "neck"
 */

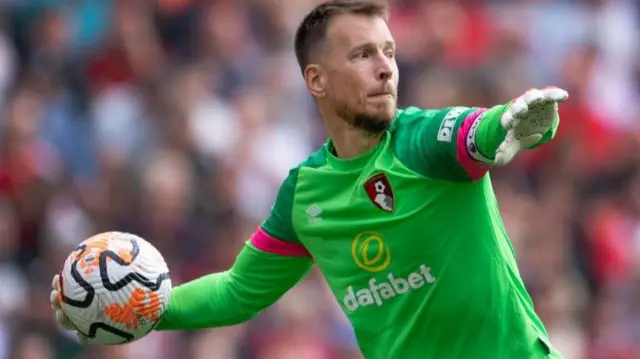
xmin=323 ymin=112 xmax=383 ymax=159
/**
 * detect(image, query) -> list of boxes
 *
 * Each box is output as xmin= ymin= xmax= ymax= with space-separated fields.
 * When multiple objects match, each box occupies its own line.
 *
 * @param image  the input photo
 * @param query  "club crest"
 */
xmin=364 ymin=173 xmax=394 ymax=212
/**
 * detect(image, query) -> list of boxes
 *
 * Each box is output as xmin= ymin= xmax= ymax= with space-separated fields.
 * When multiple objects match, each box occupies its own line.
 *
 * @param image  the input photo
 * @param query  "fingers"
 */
xmin=502 ymin=87 xmax=568 ymax=129
xmin=51 ymin=274 xmax=76 ymax=331
xmin=51 ymin=287 xmax=74 ymax=330
xmin=523 ymin=88 xmax=547 ymax=107
xmin=510 ymin=96 xmax=529 ymax=116
xmin=501 ymin=89 xmax=542 ymax=129
xmin=50 ymin=291 xmax=60 ymax=310
xmin=50 ymin=275 xmax=87 ymax=344
xmin=52 ymin=274 xmax=60 ymax=291
xmin=494 ymin=133 xmax=521 ymax=166
xmin=541 ymin=86 xmax=569 ymax=103
xmin=519 ymin=87 xmax=569 ymax=109
xmin=51 ymin=274 xmax=63 ymax=310
xmin=494 ymin=133 xmax=542 ymax=166
xmin=501 ymin=95 xmax=529 ymax=128
xmin=51 ymin=275 xmax=62 ymax=310
xmin=521 ymin=87 xmax=569 ymax=108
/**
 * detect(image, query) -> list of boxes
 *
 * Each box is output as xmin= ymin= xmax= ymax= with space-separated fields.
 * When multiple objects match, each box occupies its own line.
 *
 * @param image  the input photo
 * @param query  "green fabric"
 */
xmin=284 ymin=107 xmax=563 ymax=358
xmin=472 ymin=104 xmax=509 ymax=160
xmin=392 ymin=104 xmax=558 ymax=180
xmin=261 ymin=149 xmax=329 ymax=244
xmin=261 ymin=167 xmax=301 ymax=244
xmin=391 ymin=106 xmax=476 ymax=181
xmin=155 ymin=104 xmax=564 ymax=358
xmin=156 ymin=243 xmax=312 ymax=330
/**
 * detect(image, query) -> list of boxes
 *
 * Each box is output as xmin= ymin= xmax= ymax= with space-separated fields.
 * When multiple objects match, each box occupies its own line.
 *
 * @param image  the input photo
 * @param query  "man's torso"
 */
xmin=263 ymin=107 xmax=562 ymax=358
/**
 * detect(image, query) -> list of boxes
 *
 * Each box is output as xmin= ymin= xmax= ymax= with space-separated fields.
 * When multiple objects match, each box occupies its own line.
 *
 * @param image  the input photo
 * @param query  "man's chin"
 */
xmin=352 ymin=113 xmax=393 ymax=134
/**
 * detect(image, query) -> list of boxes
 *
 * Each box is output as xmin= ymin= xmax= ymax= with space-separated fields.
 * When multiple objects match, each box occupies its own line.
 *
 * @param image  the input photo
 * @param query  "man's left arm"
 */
xmin=397 ymin=87 xmax=568 ymax=182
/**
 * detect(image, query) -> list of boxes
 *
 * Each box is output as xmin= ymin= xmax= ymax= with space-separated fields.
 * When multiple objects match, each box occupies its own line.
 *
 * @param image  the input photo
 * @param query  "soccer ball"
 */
xmin=57 ymin=232 xmax=172 ymax=344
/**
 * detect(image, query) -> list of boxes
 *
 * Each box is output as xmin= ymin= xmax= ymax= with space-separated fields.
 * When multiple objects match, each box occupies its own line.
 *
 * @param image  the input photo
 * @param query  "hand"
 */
xmin=494 ymin=87 xmax=569 ymax=166
xmin=50 ymin=274 xmax=88 ymax=344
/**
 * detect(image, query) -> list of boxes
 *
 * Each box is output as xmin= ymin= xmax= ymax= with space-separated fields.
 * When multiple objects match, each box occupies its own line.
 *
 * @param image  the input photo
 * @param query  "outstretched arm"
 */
xmin=50 ymin=167 xmax=312 ymax=340
xmin=395 ymin=87 xmax=569 ymax=182
xmin=158 ymin=165 xmax=311 ymax=330
xmin=156 ymin=229 xmax=312 ymax=330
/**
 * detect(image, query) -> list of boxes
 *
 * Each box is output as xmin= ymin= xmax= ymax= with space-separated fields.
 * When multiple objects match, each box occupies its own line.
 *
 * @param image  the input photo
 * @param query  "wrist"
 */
xmin=470 ymin=104 xmax=510 ymax=162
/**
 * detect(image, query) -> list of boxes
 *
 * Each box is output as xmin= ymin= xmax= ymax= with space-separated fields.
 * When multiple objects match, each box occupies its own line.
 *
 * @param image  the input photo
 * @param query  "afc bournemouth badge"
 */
xmin=364 ymin=173 xmax=394 ymax=212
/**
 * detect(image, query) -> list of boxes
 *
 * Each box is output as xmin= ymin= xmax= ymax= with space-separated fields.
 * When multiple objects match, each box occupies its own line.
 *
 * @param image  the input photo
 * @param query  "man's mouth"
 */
xmin=368 ymin=92 xmax=393 ymax=98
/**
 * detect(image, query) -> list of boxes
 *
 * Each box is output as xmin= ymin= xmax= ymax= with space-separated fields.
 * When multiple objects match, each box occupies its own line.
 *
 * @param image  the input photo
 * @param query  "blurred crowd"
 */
xmin=0 ymin=0 xmax=638 ymax=358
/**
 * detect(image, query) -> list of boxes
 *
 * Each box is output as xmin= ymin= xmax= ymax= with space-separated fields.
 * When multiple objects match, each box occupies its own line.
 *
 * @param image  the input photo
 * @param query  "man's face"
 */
xmin=316 ymin=14 xmax=399 ymax=134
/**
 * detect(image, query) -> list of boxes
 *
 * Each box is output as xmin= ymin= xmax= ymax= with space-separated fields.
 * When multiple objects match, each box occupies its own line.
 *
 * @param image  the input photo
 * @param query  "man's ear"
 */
xmin=304 ymin=64 xmax=327 ymax=98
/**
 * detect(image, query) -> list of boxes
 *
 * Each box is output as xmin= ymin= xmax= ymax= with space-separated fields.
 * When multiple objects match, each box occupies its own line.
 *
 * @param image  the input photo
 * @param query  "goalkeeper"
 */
xmin=51 ymin=0 xmax=568 ymax=358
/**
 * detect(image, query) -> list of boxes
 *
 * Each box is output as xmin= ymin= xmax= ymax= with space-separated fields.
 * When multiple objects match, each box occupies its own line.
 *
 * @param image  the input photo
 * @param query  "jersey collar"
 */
xmin=324 ymin=132 xmax=389 ymax=171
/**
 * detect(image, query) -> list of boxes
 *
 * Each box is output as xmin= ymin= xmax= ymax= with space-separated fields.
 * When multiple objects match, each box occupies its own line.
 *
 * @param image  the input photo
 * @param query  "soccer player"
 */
xmin=51 ymin=0 xmax=569 ymax=357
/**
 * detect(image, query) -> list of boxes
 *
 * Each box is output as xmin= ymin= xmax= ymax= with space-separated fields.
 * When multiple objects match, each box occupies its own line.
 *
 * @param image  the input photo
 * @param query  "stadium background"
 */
xmin=0 ymin=0 xmax=638 ymax=358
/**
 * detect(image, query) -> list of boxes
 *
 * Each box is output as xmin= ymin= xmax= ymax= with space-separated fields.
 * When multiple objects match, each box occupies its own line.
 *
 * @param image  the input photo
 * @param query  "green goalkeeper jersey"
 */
xmin=157 ymin=104 xmax=563 ymax=359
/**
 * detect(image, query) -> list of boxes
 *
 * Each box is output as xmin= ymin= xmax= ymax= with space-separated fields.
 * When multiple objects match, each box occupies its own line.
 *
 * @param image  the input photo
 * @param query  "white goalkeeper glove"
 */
xmin=50 ymin=274 xmax=89 ymax=344
xmin=494 ymin=87 xmax=569 ymax=166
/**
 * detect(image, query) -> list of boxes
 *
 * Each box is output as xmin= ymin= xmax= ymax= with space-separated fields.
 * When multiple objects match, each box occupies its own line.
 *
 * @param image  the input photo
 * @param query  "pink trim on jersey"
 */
xmin=456 ymin=109 xmax=491 ymax=181
xmin=251 ymin=227 xmax=310 ymax=257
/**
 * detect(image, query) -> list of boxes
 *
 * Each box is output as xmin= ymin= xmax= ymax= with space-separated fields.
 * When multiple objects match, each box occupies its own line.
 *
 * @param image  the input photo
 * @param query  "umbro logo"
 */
xmin=306 ymin=205 xmax=322 ymax=223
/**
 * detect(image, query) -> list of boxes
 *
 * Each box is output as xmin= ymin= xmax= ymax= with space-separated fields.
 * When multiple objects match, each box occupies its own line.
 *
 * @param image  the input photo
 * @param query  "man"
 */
xmin=51 ymin=0 xmax=568 ymax=357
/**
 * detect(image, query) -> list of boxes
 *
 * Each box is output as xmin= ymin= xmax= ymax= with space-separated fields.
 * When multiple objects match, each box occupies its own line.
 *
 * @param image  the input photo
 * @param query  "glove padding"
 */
xmin=50 ymin=274 xmax=89 ymax=344
xmin=494 ymin=87 xmax=569 ymax=166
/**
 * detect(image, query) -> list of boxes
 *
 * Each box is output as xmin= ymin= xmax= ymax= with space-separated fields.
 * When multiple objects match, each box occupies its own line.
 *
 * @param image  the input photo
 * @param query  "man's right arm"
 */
xmin=156 ymin=238 xmax=312 ymax=330
xmin=156 ymin=167 xmax=312 ymax=330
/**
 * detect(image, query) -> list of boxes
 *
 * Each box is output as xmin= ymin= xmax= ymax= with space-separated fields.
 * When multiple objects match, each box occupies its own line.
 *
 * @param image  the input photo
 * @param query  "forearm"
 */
xmin=472 ymin=105 xmax=508 ymax=160
xmin=470 ymin=103 xmax=559 ymax=162
xmin=156 ymin=272 xmax=252 ymax=329
xmin=452 ymin=103 xmax=558 ymax=180
xmin=156 ymin=243 xmax=312 ymax=330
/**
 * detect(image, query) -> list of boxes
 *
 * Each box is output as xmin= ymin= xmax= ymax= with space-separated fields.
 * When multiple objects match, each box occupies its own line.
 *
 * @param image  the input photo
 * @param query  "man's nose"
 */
xmin=376 ymin=58 xmax=393 ymax=81
xmin=377 ymin=67 xmax=392 ymax=82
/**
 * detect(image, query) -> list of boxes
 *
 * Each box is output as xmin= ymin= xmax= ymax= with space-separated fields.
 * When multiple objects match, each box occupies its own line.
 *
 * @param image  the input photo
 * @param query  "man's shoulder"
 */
xmin=391 ymin=106 xmax=475 ymax=143
xmin=395 ymin=106 xmax=439 ymax=118
xmin=280 ymin=146 xmax=328 ymax=187
xmin=262 ymin=148 xmax=328 ymax=245
xmin=390 ymin=105 xmax=479 ymax=181
xmin=393 ymin=106 xmax=472 ymax=128
xmin=300 ymin=146 xmax=328 ymax=170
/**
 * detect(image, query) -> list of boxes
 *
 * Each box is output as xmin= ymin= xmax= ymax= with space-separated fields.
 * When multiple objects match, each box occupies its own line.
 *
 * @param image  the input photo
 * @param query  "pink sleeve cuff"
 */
xmin=456 ymin=109 xmax=491 ymax=181
xmin=251 ymin=227 xmax=311 ymax=257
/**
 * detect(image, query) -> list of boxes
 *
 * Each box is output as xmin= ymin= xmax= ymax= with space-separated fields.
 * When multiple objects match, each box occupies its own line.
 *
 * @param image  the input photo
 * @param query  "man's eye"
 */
xmin=385 ymin=50 xmax=395 ymax=58
xmin=357 ymin=52 xmax=370 ymax=59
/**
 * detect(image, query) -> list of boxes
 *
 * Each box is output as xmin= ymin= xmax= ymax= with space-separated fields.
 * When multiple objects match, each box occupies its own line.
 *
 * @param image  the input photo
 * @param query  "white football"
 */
xmin=57 ymin=232 xmax=172 ymax=344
